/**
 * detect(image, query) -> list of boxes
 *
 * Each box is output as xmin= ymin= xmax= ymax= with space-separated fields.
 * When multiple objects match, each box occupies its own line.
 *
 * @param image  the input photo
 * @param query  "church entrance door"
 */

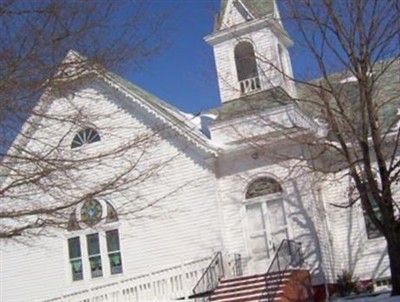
xmin=246 ymin=198 xmax=289 ymax=274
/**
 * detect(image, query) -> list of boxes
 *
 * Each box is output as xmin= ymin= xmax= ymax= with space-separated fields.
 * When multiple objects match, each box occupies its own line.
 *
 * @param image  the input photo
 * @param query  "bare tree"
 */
xmin=0 ymin=0 xmax=180 ymax=240
xmin=284 ymin=0 xmax=400 ymax=295
xmin=232 ymin=0 xmax=400 ymax=295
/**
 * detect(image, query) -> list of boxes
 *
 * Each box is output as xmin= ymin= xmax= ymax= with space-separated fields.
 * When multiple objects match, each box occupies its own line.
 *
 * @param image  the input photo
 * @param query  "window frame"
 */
xmin=106 ymin=229 xmax=123 ymax=275
xmin=87 ymin=233 xmax=103 ymax=278
xmin=71 ymin=127 xmax=101 ymax=149
xmin=68 ymin=237 xmax=84 ymax=281
xmin=66 ymin=200 xmax=122 ymax=282
xmin=234 ymin=41 xmax=259 ymax=82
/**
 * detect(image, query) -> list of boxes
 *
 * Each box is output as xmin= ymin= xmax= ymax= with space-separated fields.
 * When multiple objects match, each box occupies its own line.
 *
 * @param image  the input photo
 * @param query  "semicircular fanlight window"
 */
xmin=71 ymin=128 xmax=101 ymax=149
xmin=246 ymin=177 xmax=283 ymax=199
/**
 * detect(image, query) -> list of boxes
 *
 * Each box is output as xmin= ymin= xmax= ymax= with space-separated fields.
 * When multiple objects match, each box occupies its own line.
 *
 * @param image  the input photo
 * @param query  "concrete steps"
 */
xmin=208 ymin=271 xmax=293 ymax=302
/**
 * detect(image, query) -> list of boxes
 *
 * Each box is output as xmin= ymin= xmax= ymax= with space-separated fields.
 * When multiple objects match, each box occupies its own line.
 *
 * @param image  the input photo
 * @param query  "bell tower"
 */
xmin=205 ymin=0 xmax=296 ymax=103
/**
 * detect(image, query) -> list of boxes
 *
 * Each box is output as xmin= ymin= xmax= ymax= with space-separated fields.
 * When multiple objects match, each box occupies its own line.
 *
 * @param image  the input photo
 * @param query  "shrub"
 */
xmin=337 ymin=270 xmax=359 ymax=297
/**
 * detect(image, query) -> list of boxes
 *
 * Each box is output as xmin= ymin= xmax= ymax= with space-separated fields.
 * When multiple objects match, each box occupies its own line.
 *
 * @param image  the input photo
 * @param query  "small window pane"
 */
xmin=106 ymin=230 xmax=120 ymax=252
xmin=68 ymin=237 xmax=83 ymax=281
xmin=87 ymin=233 xmax=102 ymax=278
xmin=87 ymin=233 xmax=100 ymax=255
xmin=89 ymin=255 xmax=103 ymax=278
xmin=70 ymin=259 xmax=83 ymax=281
xmin=68 ymin=237 xmax=81 ymax=259
xmin=106 ymin=230 xmax=122 ymax=275
xmin=109 ymin=252 xmax=123 ymax=274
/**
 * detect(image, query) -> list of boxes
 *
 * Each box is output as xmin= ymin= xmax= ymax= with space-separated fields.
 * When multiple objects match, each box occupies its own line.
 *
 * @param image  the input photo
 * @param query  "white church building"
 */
xmin=1 ymin=1 xmax=397 ymax=302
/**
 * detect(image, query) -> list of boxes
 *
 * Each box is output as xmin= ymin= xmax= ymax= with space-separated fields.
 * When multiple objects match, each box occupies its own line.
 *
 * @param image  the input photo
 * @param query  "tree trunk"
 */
xmin=387 ymin=231 xmax=400 ymax=296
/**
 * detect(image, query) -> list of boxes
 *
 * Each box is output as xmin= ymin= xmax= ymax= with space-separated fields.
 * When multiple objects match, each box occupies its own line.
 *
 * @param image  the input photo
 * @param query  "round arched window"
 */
xmin=234 ymin=41 xmax=258 ymax=81
xmin=246 ymin=177 xmax=283 ymax=199
xmin=71 ymin=128 xmax=101 ymax=149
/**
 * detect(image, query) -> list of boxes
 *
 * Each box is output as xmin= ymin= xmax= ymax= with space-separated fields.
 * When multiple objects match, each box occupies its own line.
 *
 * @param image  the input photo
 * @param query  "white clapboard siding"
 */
xmin=0 ymin=78 xmax=222 ymax=302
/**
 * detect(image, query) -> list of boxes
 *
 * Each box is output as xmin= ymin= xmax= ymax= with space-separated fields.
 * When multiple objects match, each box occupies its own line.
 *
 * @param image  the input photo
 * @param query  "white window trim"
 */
xmin=65 ymin=226 xmax=123 ymax=283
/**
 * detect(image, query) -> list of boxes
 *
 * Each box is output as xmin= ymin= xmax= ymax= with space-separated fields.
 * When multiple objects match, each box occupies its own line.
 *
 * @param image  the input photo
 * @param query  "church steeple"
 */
xmin=205 ymin=0 xmax=296 ymax=103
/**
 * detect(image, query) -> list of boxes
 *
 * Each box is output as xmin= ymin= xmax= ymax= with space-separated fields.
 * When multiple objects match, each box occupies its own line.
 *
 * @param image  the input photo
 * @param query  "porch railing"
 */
xmin=191 ymin=252 xmax=224 ymax=300
xmin=39 ymin=256 xmax=211 ymax=302
xmin=259 ymin=239 xmax=304 ymax=302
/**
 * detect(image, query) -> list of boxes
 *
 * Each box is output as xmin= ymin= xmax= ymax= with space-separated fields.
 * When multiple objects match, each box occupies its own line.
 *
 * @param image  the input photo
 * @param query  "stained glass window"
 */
xmin=106 ymin=230 xmax=123 ymax=274
xmin=68 ymin=237 xmax=83 ymax=281
xmin=246 ymin=177 xmax=283 ymax=199
xmin=67 ymin=201 xmax=122 ymax=281
xmin=81 ymin=199 xmax=102 ymax=227
xmin=71 ymin=128 xmax=101 ymax=149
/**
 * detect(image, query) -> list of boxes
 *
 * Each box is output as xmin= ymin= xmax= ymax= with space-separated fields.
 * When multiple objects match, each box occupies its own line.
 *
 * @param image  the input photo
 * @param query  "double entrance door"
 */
xmin=246 ymin=198 xmax=289 ymax=273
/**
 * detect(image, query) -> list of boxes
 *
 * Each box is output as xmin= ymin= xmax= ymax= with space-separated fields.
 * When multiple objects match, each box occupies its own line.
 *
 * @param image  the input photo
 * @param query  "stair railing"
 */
xmin=191 ymin=252 xmax=224 ymax=301
xmin=259 ymin=239 xmax=304 ymax=302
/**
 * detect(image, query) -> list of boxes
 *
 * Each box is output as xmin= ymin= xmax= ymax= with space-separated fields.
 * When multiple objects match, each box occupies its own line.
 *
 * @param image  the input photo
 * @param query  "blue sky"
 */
xmin=120 ymin=0 xmax=351 ymax=115
xmin=128 ymin=0 xmax=220 ymax=115
xmin=124 ymin=0 xmax=317 ymax=115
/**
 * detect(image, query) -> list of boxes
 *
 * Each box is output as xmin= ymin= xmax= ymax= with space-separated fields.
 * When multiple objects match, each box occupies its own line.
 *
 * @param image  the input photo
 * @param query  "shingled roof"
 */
xmin=210 ymin=87 xmax=292 ymax=121
xmin=215 ymin=0 xmax=275 ymax=31
xmin=296 ymin=59 xmax=400 ymax=133
xmin=208 ymin=58 xmax=399 ymax=136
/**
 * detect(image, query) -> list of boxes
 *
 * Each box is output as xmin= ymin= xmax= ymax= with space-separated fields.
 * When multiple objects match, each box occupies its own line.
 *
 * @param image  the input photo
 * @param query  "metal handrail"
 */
xmin=259 ymin=239 xmax=304 ymax=302
xmin=192 ymin=252 xmax=224 ymax=298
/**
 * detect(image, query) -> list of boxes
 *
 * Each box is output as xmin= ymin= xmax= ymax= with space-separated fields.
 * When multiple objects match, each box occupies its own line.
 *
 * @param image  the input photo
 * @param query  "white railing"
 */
xmin=41 ymin=257 xmax=211 ymax=302
xmin=239 ymin=76 xmax=261 ymax=94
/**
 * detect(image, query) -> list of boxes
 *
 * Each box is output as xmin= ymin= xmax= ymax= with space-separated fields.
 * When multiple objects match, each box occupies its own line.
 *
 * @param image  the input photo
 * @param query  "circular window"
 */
xmin=81 ymin=199 xmax=102 ymax=226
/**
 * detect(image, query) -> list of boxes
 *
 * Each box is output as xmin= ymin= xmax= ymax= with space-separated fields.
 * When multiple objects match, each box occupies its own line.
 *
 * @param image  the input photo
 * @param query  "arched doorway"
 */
xmin=245 ymin=177 xmax=289 ymax=273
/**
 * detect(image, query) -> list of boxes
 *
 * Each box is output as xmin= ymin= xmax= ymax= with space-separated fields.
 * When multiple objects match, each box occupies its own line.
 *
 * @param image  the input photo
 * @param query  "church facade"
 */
xmin=1 ymin=1 xmax=397 ymax=302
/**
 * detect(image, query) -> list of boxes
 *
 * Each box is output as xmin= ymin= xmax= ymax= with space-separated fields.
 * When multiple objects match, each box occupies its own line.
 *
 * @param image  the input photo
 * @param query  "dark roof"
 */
xmin=215 ymin=0 xmax=275 ymax=31
xmin=296 ymin=59 xmax=400 ymax=135
xmin=210 ymin=87 xmax=293 ymax=121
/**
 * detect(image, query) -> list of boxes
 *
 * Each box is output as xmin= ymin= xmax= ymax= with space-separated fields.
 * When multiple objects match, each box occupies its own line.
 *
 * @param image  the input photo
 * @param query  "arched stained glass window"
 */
xmin=71 ymin=128 xmax=101 ymax=149
xmin=67 ymin=199 xmax=122 ymax=281
xmin=246 ymin=177 xmax=282 ymax=199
